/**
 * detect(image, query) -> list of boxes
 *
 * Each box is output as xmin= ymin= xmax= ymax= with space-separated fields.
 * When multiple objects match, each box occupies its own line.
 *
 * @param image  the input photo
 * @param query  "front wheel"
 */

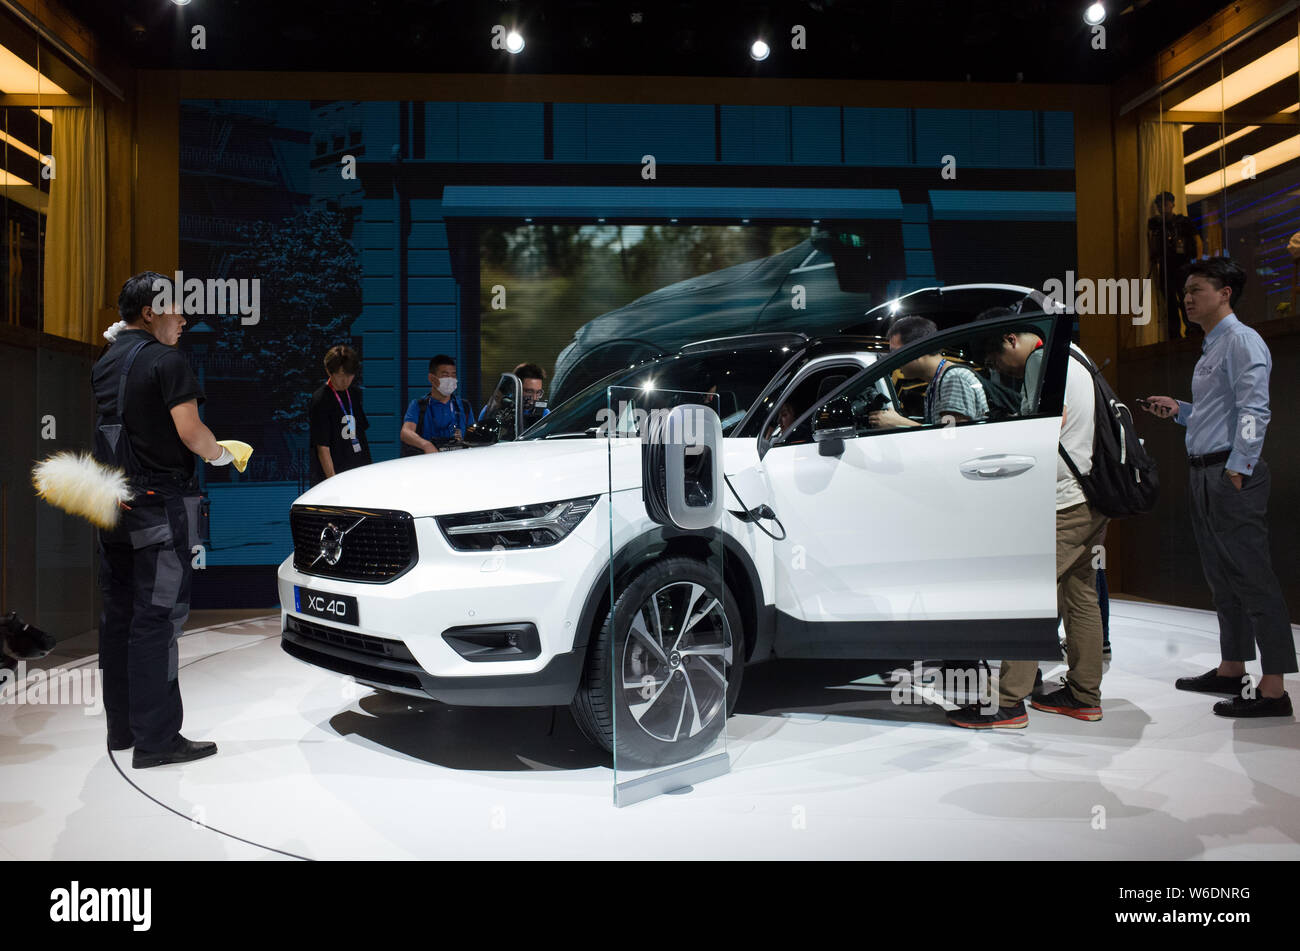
xmin=570 ymin=556 xmax=743 ymax=768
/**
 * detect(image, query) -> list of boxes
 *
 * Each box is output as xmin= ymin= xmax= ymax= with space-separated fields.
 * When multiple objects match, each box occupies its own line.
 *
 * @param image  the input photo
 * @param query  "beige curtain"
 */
xmin=1135 ymin=120 xmax=1187 ymax=346
xmin=41 ymin=105 xmax=106 ymax=343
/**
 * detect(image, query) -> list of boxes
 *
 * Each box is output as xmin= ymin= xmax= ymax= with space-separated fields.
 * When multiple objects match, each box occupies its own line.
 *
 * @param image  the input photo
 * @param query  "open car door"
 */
xmin=757 ymin=310 xmax=1070 ymax=661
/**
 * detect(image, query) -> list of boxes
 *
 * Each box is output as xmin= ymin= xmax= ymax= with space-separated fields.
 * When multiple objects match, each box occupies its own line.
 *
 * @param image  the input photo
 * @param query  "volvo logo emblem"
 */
xmin=319 ymin=523 xmax=345 ymax=566
xmin=309 ymin=515 xmax=367 ymax=568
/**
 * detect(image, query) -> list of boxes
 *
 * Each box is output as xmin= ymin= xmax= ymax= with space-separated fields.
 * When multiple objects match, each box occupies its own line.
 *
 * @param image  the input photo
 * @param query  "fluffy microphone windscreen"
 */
xmin=31 ymin=452 xmax=133 ymax=530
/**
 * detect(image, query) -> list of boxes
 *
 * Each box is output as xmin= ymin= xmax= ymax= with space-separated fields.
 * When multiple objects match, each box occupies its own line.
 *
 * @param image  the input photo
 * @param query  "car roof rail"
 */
xmin=678 ymin=332 xmax=810 ymax=355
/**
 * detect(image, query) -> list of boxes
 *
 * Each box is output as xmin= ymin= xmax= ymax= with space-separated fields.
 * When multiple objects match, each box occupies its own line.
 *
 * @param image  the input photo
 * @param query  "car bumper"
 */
xmin=280 ymin=613 xmax=586 ymax=705
xmin=276 ymin=513 xmax=606 ymax=706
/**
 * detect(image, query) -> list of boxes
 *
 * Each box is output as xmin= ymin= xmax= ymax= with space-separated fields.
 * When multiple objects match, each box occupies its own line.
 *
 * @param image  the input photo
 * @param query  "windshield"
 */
xmin=522 ymin=341 xmax=800 ymax=439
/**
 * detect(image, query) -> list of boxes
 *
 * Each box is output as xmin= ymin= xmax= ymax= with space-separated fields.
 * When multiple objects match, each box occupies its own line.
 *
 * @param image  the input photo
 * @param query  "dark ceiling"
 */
xmin=65 ymin=0 xmax=1231 ymax=84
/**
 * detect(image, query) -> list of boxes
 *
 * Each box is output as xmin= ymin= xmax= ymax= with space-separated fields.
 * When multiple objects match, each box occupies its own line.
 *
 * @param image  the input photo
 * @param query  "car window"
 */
xmin=760 ymin=362 xmax=863 ymax=449
xmin=524 ymin=342 xmax=796 ymax=440
xmin=769 ymin=313 xmax=1060 ymax=450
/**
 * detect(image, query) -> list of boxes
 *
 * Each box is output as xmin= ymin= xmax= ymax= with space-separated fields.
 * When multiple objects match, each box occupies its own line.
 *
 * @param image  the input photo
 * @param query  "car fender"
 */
xmin=572 ymin=524 xmax=772 ymax=667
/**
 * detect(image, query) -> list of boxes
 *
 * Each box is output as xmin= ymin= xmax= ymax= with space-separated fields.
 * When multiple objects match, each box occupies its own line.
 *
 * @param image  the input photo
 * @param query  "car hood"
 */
xmin=294 ymin=439 xmax=653 ymax=517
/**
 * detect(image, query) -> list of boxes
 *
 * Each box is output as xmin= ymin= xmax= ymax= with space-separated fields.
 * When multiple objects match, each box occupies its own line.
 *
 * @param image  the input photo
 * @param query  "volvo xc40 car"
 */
xmin=279 ymin=309 xmax=1073 ymax=764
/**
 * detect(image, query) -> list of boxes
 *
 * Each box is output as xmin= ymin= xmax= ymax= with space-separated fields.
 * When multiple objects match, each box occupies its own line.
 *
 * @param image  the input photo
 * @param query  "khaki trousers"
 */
xmin=1000 ymin=501 xmax=1109 ymax=707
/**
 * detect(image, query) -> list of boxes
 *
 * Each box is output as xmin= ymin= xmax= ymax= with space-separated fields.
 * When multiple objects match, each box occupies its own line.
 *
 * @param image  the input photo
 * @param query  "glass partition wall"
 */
xmin=1 ymin=14 xmax=109 ymax=647
xmin=1 ymin=18 xmax=107 ymax=343
xmin=1130 ymin=13 xmax=1300 ymax=348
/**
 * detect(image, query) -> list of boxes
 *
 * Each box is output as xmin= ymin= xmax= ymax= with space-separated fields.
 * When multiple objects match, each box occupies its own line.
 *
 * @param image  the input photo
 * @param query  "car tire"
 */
xmin=570 ymin=556 xmax=743 ymax=768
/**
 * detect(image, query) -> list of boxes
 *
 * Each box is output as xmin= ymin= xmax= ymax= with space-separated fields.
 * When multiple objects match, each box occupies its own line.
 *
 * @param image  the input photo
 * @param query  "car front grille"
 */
xmin=282 ymin=616 xmax=426 ymax=692
xmin=290 ymin=505 xmax=417 ymax=583
xmin=284 ymin=614 xmax=416 ymax=662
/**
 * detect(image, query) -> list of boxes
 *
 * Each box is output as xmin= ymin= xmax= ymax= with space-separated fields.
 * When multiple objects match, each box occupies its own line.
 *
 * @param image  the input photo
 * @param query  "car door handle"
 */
xmin=959 ymin=454 xmax=1036 ymax=480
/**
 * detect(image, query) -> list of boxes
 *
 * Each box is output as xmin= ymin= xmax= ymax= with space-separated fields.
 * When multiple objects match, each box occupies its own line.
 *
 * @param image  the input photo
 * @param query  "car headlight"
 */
xmin=436 ymin=496 xmax=599 ymax=551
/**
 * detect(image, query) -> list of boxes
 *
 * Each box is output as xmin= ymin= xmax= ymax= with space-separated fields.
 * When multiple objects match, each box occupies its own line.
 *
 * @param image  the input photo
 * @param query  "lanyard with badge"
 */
xmin=925 ymin=358 xmax=948 ymax=423
xmin=328 ymin=381 xmax=363 ymax=454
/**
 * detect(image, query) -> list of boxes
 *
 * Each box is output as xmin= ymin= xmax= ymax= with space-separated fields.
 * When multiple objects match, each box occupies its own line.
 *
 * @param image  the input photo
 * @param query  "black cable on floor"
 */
xmin=105 ymin=623 xmax=313 ymax=861
xmin=106 ymin=737 xmax=313 ymax=861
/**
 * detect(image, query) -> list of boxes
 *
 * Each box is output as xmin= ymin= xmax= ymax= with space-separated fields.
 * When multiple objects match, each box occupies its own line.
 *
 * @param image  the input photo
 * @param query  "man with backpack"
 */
xmin=400 ymin=354 xmax=475 ymax=455
xmin=92 ymin=272 xmax=234 ymax=767
xmin=1143 ymin=257 xmax=1293 ymax=718
xmin=948 ymin=319 xmax=1109 ymax=728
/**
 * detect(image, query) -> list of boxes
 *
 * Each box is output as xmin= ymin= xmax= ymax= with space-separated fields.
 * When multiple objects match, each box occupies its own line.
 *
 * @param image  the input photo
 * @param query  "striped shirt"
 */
xmin=926 ymin=364 xmax=989 ymax=424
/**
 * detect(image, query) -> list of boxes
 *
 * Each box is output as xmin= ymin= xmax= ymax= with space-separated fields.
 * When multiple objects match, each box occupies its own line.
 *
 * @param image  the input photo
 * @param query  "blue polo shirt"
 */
xmin=405 ymin=394 xmax=473 ymax=441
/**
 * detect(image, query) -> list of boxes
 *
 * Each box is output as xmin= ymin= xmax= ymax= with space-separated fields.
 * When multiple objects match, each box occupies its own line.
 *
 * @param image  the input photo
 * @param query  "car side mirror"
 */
xmin=480 ymin=373 xmax=523 ymax=441
xmin=811 ymin=396 xmax=853 ymax=457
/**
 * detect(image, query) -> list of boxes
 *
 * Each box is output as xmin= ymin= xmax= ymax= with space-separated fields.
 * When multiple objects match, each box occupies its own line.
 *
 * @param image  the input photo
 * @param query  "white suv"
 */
xmin=278 ymin=310 xmax=1071 ymax=764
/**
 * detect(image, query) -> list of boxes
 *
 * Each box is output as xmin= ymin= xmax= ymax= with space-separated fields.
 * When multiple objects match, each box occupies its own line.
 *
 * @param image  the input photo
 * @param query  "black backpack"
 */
xmin=400 ymin=397 xmax=433 ymax=457
xmin=400 ymin=396 xmax=470 ymax=456
xmin=1058 ymin=349 xmax=1159 ymax=518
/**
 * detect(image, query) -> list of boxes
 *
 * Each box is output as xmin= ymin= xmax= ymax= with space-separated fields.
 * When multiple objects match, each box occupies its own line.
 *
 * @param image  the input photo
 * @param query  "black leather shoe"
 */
xmin=108 ymin=733 xmax=134 ymax=752
xmin=132 ymin=737 xmax=217 ymax=769
xmin=1175 ymin=668 xmax=1246 ymax=695
xmin=1213 ymin=692 xmax=1293 ymax=719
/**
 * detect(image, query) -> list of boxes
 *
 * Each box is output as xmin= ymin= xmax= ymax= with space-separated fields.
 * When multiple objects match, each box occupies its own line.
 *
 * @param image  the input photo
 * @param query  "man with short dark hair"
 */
xmin=93 ymin=271 xmax=232 ymax=767
xmin=1143 ymin=257 xmax=1294 ymax=717
xmin=401 ymin=354 xmax=474 ymax=454
xmin=868 ymin=315 xmax=988 ymax=428
xmin=948 ymin=318 xmax=1108 ymax=728
xmin=513 ymin=361 xmax=550 ymax=426
xmin=309 ymin=345 xmax=371 ymax=484
xmin=1148 ymin=191 xmax=1203 ymax=340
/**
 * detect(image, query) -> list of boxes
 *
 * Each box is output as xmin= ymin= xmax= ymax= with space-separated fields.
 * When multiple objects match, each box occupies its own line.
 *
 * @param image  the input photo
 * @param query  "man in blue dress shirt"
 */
xmin=1144 ymin=257 xmax=1294 ymax=718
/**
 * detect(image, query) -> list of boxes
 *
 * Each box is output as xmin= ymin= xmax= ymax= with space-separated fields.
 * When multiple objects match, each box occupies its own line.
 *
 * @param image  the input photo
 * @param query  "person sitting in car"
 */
xmin=868 ymin=315 xmax=989 ymax=428
xmin=764 ymin=401 xmax=798 ymax=440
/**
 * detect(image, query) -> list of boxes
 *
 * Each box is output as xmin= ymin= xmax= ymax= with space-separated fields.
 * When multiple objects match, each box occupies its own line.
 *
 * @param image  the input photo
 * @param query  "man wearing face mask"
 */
xmin=400 ymin=354 xmax=475 ymax=455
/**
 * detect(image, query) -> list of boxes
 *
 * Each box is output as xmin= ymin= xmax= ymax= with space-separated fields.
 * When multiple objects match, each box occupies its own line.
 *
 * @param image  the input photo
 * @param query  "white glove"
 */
xmin=207 ymin=446 xmax=234 ymax=467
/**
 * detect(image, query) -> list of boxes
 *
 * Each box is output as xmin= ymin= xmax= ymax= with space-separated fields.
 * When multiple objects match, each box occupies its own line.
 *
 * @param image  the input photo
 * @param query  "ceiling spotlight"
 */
xmin=171 ymin=0 xmax=192 ymax=5
xmin=505 ymin=30 xmax=525 ymax=54
xmin=1083 ymin=3 xmax=1105 ymax=25
xmin=750 ymin=39 xmax=770 ymax=61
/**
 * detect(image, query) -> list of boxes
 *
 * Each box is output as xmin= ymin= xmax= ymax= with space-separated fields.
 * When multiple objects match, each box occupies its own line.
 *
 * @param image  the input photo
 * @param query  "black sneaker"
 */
xmin=1175 ymin=668 xmax=1247 ymax=695
xmin=1033 ymin=667 xmax=1044 ymax=696
xmin=946 ymin=701 xmax=1028 ymax=730
xmin=2 ymin=612 xmax=56 ymax=660
xmin=1213 ymin=692 xmax=1292 ymax=719
xmin=1030 ymin=684 xmax=1102 ymax=721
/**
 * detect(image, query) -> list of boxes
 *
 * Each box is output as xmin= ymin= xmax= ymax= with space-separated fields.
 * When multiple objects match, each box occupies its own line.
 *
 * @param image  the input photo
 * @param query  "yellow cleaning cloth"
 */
xmin=217 ymin=440 xmax=254 ymax=473
xmin=32 ymin=452 xmax=132 ymax=530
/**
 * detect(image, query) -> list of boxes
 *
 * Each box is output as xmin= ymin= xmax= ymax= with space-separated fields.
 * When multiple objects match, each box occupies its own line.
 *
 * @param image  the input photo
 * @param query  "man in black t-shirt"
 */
xmin=308 ymin=345 xmax=372 ymax=486
xmin=92 ymin=272 xmax=236 ymax=768
xmin=1148 ymin=192 xmax=1203 ymax=340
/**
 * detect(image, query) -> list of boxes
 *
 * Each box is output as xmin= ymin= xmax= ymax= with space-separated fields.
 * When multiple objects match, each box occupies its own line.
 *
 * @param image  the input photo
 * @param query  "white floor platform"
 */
xmin=2 ymin=601 xmax=1297 ymax=860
